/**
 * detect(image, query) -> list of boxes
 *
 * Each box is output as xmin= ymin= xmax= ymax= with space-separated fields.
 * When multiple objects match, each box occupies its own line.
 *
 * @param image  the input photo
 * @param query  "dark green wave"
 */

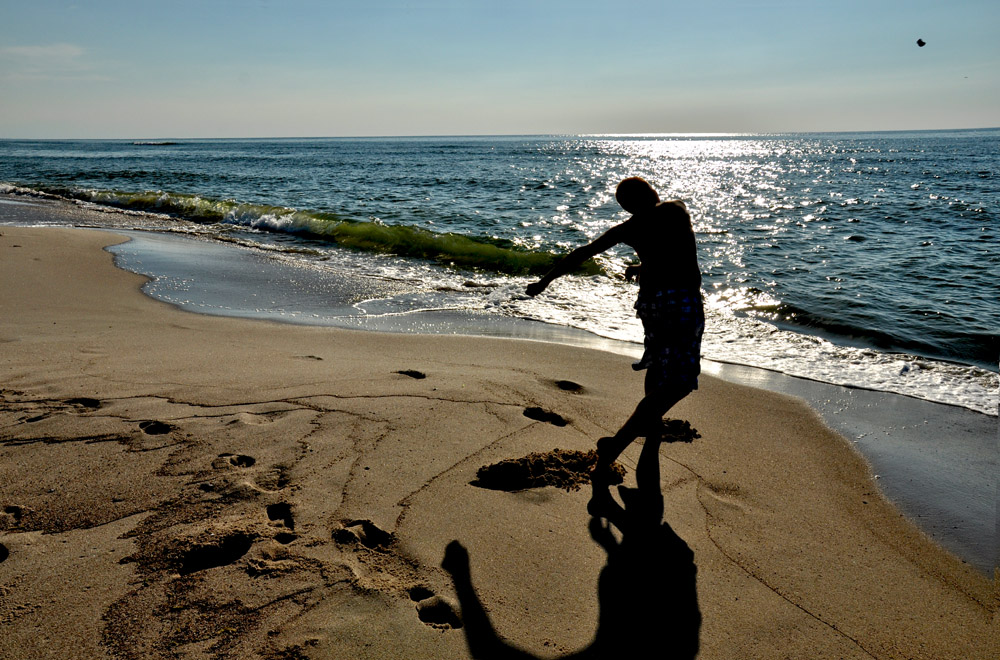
xmin=21 ymin=185 xmax=603 ymax=277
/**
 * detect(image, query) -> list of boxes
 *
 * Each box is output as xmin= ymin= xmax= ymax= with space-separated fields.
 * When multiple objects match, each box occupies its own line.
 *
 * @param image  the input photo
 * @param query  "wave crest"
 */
xmin=9 ymin=185 xmax=602 ymax=276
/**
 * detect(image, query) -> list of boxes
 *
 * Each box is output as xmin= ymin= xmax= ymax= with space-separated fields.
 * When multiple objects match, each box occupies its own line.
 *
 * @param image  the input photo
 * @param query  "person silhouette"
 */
xmin=527 ymin=177 xmax=704 ymax=474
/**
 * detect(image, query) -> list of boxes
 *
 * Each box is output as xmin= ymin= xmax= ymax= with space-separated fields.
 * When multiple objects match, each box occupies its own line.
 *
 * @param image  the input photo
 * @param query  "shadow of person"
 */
xmin=442 ymin=431 xmax=701 ymax=659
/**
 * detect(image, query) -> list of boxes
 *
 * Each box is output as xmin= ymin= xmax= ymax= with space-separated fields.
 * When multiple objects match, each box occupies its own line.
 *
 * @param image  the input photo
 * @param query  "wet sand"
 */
xmin=0 ymin=225 xmax=996 ymax=659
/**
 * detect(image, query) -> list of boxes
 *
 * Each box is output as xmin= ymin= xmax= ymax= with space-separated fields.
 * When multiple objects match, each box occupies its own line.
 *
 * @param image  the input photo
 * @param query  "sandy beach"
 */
xmin=0 ymin=225 xmax=996 ymax=659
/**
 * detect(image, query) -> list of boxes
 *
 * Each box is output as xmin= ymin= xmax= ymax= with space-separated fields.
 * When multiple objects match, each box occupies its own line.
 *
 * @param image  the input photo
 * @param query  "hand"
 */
xmin=525 ymin=281 xmax=547 ymax=297
xmin=441 ymin=540 xmax=470 ymax=576
xmin=624 ymin=264 xmax=641 ymax=282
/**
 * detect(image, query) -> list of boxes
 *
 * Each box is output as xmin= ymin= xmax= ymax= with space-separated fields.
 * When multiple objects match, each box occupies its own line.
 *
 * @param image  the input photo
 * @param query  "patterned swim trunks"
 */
xmin=631 ymin=288 xmax=705 ymax=392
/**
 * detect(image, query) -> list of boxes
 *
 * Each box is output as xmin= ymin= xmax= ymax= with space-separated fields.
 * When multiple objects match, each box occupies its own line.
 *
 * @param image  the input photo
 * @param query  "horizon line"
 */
xmin=2 ymin=126 xmax=998 ymax=141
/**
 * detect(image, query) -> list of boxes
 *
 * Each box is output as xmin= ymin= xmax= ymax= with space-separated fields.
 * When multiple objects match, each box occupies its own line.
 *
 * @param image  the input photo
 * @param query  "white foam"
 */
xmin=349 ymin=261 xmax=998 ymax=416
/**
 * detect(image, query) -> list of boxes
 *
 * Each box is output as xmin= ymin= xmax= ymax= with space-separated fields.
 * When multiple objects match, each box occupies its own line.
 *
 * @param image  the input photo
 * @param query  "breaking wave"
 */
xmin=5 ymin=184 xmax=601 ymax=277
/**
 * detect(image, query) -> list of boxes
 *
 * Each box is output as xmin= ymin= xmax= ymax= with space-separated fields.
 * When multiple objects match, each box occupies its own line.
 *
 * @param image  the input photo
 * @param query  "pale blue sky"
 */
xmin=2 ymin=0 xmax=997 ymax=138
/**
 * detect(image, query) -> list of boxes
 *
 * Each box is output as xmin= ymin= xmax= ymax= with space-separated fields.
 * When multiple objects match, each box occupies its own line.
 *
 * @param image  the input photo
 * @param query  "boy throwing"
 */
xmin=526 ymin=177 xmax=704 ymax=474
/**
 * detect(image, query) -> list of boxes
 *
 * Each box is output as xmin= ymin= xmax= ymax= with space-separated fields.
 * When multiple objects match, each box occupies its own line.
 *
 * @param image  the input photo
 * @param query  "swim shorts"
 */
xmin=631 ymin=288 xmax=704 ymax=392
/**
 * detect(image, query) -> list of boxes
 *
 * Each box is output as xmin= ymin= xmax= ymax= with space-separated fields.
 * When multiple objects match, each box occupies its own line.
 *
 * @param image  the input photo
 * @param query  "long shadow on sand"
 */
xmin=442 ymin=433 xmax=701 ymax=659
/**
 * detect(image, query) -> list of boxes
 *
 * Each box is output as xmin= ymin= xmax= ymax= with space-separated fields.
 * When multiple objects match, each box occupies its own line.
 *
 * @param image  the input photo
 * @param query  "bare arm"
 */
xmin=526 ymin=225 xmax=627 ymax=296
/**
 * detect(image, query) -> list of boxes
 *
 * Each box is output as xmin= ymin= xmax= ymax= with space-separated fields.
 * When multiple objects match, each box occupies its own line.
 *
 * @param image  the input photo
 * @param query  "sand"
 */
xmin=0 ymin=226 xmax=996 ymax=659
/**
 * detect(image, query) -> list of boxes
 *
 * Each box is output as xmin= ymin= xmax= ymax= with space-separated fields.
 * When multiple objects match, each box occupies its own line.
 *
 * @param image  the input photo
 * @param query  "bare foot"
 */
xmin=589 ymin=437 xmax=619 ymax=483
xmin=587 ymin=478 xmax=615 ymax=516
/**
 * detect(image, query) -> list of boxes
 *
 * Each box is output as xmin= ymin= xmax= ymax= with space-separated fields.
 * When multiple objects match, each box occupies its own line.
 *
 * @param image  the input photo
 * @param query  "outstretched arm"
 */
xmin=526 ymin=225 xmax=627 ymax=297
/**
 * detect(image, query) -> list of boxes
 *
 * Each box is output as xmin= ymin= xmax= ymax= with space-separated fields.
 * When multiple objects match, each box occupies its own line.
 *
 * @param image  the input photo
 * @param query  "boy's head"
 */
xmin=615 ymin=177 xmax=660 ymax=214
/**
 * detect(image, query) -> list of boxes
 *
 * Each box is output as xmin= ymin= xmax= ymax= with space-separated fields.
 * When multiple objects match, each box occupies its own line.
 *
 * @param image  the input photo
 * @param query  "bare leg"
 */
xmin=595 ymin=369 xmax=689 ymax=475
xmin=634 ymin=423 xmax=664 ymax=492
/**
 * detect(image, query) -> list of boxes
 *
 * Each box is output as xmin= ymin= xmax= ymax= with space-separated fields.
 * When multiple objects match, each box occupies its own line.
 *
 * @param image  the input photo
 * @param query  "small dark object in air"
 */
xmin=916 ymin=39 xmax=926 ymax=47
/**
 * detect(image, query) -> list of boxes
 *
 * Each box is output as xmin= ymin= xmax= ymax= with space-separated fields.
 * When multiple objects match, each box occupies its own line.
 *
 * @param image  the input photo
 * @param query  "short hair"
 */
xmin=615 ymin=177 xmax=660 ymax=213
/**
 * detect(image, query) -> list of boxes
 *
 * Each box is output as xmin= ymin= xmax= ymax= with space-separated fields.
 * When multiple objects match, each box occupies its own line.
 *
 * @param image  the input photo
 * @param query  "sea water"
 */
xmin=1 ymin=132 xmax=996 ymax=415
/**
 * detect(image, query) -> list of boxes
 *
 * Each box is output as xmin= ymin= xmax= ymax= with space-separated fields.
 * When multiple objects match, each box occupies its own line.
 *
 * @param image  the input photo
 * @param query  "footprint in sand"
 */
xmin=406 ymin=585 xmax=463 ymax=629
xmin=228 ymin=454 xmax=256 ymax=468
xmin=274 ymin=532 xmax=297 ymax=544
xmin=554 ymin=379 xmax=585 ymax=393
xmin=523 ymin=406 xmax=568 ymax=427
xmin=415 ymin=595 xmax=463 ymax=629
xmin=139 ymin=420 xmax=174 ymax=435
xmin=210 ymin=453 xmax=257 ymax=470
xmin=177 ymin=532 xmax=255 ymax=576
xmin=231 ymin=455 xmax=255 ymax=468
xmin=332 ymin=519 xmax=394 ymax=549
xmin=266 ymin=503 xmax=294 ymax=530
xmin=65 ymin=397 xmax=101 ymax=409
xmin=253 ymin=465 xmax=290 ymax=491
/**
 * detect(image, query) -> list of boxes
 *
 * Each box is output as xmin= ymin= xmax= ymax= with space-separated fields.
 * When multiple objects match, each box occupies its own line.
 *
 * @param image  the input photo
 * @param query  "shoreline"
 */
xmin=1 ymin=195 xmax=995 ymax=575
xmin=0 ymin=226 xmax=997 ymax=656
xmin=24 ymin=198 xmax=996 ymax=576
xmin=107 ymin=228 xmax=996 ymax=575
xmin=3 ymin=191 xmax=996 ymax=412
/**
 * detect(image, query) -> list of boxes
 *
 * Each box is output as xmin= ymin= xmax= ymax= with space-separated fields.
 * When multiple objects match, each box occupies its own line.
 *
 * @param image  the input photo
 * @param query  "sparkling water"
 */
xmin=2 ymin=131 xmax=996 ymax=414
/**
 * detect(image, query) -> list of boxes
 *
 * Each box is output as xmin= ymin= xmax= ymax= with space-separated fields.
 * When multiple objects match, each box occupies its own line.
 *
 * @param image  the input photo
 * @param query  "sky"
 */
xmin=1 ymin=0 xmax=998 ymax=138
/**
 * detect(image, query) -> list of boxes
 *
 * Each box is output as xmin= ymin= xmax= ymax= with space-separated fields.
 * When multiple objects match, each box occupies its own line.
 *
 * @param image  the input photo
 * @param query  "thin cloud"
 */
xmin=2 ymin=43 xmax=85 ymax=59
xmin=0 ymin=43 xmax=109 ymax=82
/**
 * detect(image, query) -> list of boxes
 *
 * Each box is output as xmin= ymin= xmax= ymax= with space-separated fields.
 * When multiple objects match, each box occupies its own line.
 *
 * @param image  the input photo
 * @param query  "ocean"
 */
xmin=1 ymin=131 xmax=997 ymax=416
